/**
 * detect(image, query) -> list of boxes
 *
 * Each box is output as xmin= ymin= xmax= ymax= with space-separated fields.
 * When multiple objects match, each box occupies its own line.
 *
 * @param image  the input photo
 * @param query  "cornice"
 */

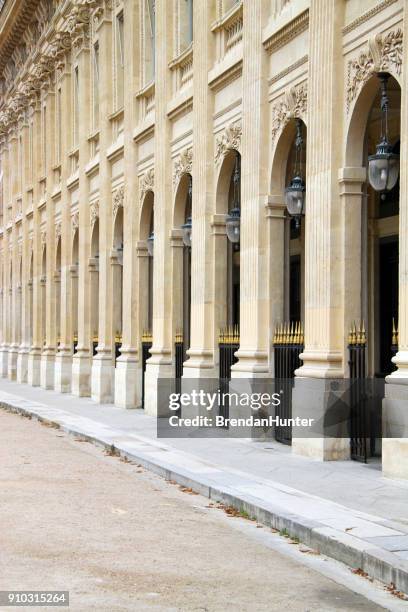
xmin=342 ymin=0 xmax=399 ymax=36
xmin=263 ymin=9 xmax=309 ymax=54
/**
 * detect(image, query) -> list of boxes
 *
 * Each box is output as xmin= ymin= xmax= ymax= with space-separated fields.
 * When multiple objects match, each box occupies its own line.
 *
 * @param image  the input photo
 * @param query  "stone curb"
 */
xmin=2 ymin=399 xmax=408 ymax=596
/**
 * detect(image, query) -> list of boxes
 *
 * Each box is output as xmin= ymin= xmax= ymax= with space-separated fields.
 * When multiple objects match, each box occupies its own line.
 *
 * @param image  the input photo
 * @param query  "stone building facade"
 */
xmin=0 ymin=0 xmax=407 ymax=478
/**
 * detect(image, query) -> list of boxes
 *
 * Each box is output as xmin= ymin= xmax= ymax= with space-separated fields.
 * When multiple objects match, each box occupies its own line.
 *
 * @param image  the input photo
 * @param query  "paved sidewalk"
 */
xmin=1 ymin=378 xmax=408 ymax=596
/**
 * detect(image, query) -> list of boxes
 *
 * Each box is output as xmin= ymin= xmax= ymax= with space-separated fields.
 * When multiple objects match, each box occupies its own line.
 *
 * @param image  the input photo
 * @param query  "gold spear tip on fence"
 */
xmin=392 ymin=318 xmax=399 ymax=346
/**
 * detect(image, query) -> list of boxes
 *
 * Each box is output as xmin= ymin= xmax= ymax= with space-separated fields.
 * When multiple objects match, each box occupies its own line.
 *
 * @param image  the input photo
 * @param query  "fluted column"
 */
xmin=292 ymin=0 xmax=346 ymax=460
xmin=182 ymin=0 xmax=217 ymax=379
xmin=232 ymin=0 xmax=270 ymax=377
xmin=0 ymin=138 xmax=9 ymax=377
xmin=383 ymin=0 xmax=408 ymax=478
xmin=144 ymin=0 xmax=174 ymax=416
xmin=40 ymin=83 xmax=57 ymax=389
xmin=7 ymin=125 xmax=18 ymax=379
xmin=27 ymin=96 xmax=42 ymax=386
xmin=16 ymin=114 xmax=30 ymax=383
xmin=91 ymin=6 xmax=114 ymax=402
xmin=55 ymin=55 xmax=73 ymax=393
xmin=72 ymin=32 xmax=93 ymax=397
xmin=114 ymin=0 xmax=140 ymax=408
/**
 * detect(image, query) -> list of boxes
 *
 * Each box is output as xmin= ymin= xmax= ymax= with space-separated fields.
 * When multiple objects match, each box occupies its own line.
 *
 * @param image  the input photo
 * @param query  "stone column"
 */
xmin=91 ymin=6 xmax=115 ymax=402
xmin=383 ymin=0 xmax=408 ymax=478
xmin=182 ymin=0 xmax=217 ymax=380
xmin=144 ymin=0 xmax=174 ymax=416
xmin=17 ymin=113 xmax=30 ymax=383
xmin=7 ymin=125 xmax=18 ymax=379
xmin=0 ymin=137 xmax=9 ymax=376
xmin=55 ymin=54 xmax=74 ymax=393
xmin=27 ymin=95 xmax=42 ymax=386
xmin=40 ymin=83 xmax=57 ymax=390
xmin=114 ymin=0 xmax=140 ymax=408
xmin=72 ymin=19 xmax=94 ymax=397
xmin=231 ymin=0 xmax=270 ymax=379
xmin=292 ymin=0 xmax=347 ymax=460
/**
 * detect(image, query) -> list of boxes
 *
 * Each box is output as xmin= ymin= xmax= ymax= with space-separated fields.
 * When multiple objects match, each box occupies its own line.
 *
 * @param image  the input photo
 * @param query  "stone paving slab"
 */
xmin=0 ymin=380 xmax=408 ymax=595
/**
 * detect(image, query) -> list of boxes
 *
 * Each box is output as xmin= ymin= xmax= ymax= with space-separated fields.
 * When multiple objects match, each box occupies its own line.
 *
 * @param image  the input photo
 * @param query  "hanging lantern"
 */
xmin=147 ymin=231 xmax=154 ymax=256
xmin=285 ymin=119 xmax=305 ymax=228
xmin=368 ymin=73 xmax=399 ymax=194
xmin=226 ymin=155 xmax=241 ymax=244
xmin=181 ymin=177 xmax=192 ymax=248
xmin=181 ymin=216 xmax=192 ymax=248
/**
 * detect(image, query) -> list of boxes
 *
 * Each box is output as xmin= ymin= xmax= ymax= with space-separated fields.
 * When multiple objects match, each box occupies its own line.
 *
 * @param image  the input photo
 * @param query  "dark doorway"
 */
xmin=378 ymin=236 xmax=398 ymax=377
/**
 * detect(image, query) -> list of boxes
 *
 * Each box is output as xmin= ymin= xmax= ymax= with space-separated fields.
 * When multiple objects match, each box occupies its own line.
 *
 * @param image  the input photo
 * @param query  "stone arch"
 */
xmin=173 ymin=172 xmax=191 ymax=228
xmin=215 ymin=148 xmax=240 ymax=215
xmin=139 ymin=190 xmax=154 ymax=241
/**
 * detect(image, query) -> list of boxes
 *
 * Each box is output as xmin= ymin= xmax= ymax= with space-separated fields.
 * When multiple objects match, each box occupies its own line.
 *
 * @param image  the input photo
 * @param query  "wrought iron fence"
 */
xmin=141 ymin=330 xmax=152 ymax=409
xmin=114 ymin=332 xmax=122 ymax=366
xmin=174 ymin=331 xmax=185 ymax=412
xmin=273 ymin=322 xmax=304 ymax=445
xmin=92 ymin=335 xmax=98 ymax=357
xmin=73 ymin=335 xmax=78 ymax=355
xmin=218 ymin=326 xmax=240 ymax=420
xmin=348 ymin=322 xmax=381 ymax=462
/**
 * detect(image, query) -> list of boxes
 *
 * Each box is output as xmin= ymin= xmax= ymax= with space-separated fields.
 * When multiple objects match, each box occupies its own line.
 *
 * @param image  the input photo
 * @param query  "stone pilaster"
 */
xmin=383 ymin=0 xmax=408 ymax=478
xmin=7 ymin=127 xmax=18 ymax=379
xmin=16 ymin=115 xmax=30 ymax=383
xmin=292 ymin=0 xmax=346 ymax=460
xmin=232 ymin=0 xmax=270 ymax=378
xmin=40 ymin=84 xmax=57 ymax=390
xmin=91 ymin=6 xmax=115 ymax=403
xmin=182 ymin=0 xmax=217 ymax=379
xmin=0 ymin=139 xmax=9 ymax=377
xmin=55 ymin=55 xmax=74 ymax=393
xmin=114 ymin=0 xmax=140 ymax=408
xmin=144 ymin=0 xmax=174 ymax=416
xmin=27 ymin=97 xmax=42 ymax=386
xmin=72 ymin=17 xmax=94 ymax=398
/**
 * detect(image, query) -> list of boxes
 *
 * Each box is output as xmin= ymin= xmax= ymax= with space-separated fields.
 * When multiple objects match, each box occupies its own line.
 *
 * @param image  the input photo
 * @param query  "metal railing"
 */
xmin=218 ymin=326 xmax=240 ymax=420
xmin=347 ymin=322 xmax=382 ymax=462
xmin=114 ymin=332 xmax=122 ymax=366
xmin=273 ymin=322 xmax=304 ymax=445
xmin=141 ymin=330 xmax=152 ymax=409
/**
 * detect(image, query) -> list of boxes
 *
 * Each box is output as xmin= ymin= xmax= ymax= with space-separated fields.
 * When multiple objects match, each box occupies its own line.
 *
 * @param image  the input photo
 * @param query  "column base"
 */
xmin=382 ymin=381 xmax=408 ymax=479
xmin=54 ymin=352 xmax=73 ymax=393
xmin=114 ymin=356 xmax=140 ymax=408
xmin=0 ymin=345 xmax=9 ymax=377
xmin=71 ymin=353 xmax=92 ymax=397
xmin=7 ymin=344 xmax=19 ymax=380
xmin=291 ymin=377 xmax=350 ymax=461
xmin=91 ymin=354 xmax=114 ymax=403
xmin=40 ymin=352 xmax=56 ymax=390
xmin=16 ymin=347 xmax=30 ymax=383
xmin=144 ymin=361 xmax=174 ymax=417
xmin=27 ymin=350 xmax=42 ymax=386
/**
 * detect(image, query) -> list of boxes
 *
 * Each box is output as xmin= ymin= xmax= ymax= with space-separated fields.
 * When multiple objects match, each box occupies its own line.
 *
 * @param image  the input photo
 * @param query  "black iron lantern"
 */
xmin=181 ymin=177 xmax=192 ymax=248
xmin=147 ymin=231 xmax=154 ymax=256
xmin=285 ymin=119 xmax=305 ymax=228
xmin=226 ymin=155 xmax=241 ymax=244
xmin=368 ymin=73 xmax=399 ymax=195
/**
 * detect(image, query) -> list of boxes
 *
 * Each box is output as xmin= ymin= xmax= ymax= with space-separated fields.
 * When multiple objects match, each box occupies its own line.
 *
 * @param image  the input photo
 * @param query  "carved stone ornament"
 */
xmin=271 ymin=84 xmax=307 ymax=141
xmin=173 ymin=148 xmax=193 ymax=188
xmin=41 ymin=230 xmax=47 ymax=246
xmin=90 ymin=200 xmax=99 ymax=226
xmin=55 ymin=222 xmax=62 ymax=240
xmin=140 ymin=169 xmax=155 ymax=201
xmin=346 ymin=28 xmax=403 ymax=112
xmin=215 ymin=121 xmax=242 ymax=165
xmin=112 ymin=185 xmax=124 ymax=219
xmin=71 ymin=212 xmax=79 ymax=235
